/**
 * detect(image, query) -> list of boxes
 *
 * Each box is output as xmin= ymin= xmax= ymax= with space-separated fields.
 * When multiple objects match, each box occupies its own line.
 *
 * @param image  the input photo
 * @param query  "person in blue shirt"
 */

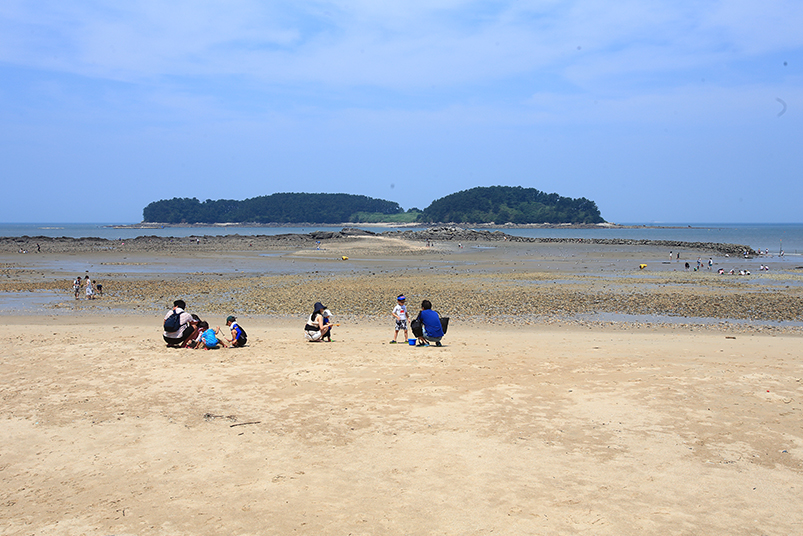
xmin=415 ymin=299 xmax=444 ymax=347
xmin=193 ymin=321 xmax=229 ymax=349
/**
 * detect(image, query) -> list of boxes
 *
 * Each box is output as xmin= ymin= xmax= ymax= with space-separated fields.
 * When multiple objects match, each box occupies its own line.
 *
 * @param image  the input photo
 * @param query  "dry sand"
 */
xmin=2 ymin=317 xmax=802 ymax=535
xmin=1 ymin=235 xmax=803 ymax=535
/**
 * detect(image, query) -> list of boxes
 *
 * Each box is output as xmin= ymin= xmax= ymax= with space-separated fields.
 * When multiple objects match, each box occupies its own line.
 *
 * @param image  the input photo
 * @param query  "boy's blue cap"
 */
xmin=397 ymin=295 xmax=406 ymax=301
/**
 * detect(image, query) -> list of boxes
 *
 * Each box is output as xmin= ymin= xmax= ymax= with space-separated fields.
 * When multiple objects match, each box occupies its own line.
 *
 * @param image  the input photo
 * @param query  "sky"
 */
xmin=1 ymin=1 xmax=801 ymax=224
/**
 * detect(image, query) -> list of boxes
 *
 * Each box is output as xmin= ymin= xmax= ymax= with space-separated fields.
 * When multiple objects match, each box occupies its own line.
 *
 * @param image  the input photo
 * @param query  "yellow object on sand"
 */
xmin=639 ymin=264 xmax=647 ymax=270
xmin=342 ymin=256 xmax=349 ymax=261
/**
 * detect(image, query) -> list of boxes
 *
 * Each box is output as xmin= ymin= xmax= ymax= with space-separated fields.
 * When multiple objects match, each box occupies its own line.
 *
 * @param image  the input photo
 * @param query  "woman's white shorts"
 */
xmin=305 ymin=330 xmax=323 ymax=341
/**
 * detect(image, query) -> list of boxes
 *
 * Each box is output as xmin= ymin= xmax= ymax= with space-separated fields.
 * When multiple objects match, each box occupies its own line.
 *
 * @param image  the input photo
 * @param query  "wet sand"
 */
xmin=1 ymin=235 xmax=801 ymax=329
xmin=1 ymin=234 xmax=802 ymax=535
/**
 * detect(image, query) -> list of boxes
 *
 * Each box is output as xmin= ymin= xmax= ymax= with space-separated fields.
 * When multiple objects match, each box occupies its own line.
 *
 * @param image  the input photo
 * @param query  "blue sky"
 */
xmin=1 ymin=1 xmax=801 ymax=223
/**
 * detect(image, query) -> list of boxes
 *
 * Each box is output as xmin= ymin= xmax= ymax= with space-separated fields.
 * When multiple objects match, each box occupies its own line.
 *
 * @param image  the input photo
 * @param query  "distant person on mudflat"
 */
xmin=414 ymin=299 xmax=444 ymax=347
xmin=85 ymin=276 xmax=94 ymax=300
xmin=163 ymin=299 xmax=198 ymax=347
xmin=73 ymin=276 xmax=81 ymax=300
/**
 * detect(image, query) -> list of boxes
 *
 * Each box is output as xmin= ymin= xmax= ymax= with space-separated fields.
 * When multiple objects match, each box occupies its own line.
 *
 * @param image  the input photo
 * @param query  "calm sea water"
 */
xmin=2 ymin=223 xmax=802 ymax=255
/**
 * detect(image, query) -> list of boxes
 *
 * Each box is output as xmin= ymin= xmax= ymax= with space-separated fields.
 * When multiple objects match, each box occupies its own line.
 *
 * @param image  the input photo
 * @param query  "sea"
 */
xmin=1 ymin=222 xmax=802 ymax=255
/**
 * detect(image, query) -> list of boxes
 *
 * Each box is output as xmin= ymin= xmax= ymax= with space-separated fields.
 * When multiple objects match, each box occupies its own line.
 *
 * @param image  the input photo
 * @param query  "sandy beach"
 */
xmin=1 ymin=233 xmax=802 ymax=535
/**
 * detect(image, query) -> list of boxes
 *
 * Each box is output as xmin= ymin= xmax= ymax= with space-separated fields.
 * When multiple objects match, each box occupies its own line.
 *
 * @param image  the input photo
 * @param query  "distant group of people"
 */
xmin=682 ymin=257 xmax=714 ymax=272
xmin=73 ymin=275 xmax=101 ymax=300
xmin=17 ymin=244 xmax=41 ymax=254
xmin=163 ymin=299 xmax=247 ymax=349
xmin=675 ymin=252 xmax=778 ymax=276
xmin=757 ymin=248 xmax=783 ymax=257
xmin=718 ymin=268 xmax=753 ymax=276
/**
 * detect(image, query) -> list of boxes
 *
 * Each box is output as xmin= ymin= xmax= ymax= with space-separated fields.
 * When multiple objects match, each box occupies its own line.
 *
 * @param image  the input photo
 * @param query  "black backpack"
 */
xmin=164 ymin=311 xmax=182 ymax=332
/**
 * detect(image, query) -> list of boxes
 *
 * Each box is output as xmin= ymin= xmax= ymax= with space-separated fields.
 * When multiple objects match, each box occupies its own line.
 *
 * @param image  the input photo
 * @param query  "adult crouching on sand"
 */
xmin=305 ymin=301 xmax=334 ymax=342
xmin=414 ymin=299 xmax=445 ymax=347
xmin=163 ymin=299 xmax=197 ymax=347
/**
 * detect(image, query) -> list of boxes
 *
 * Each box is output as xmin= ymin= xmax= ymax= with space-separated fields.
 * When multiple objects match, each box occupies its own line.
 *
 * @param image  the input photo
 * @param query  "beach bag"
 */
xmin=164 ymin=311 xmax=182 ymax=332
xmin=440 ymin=316 xmax=449 ymax=335
xmin=410 ymin=317 xmax=423 ymax=338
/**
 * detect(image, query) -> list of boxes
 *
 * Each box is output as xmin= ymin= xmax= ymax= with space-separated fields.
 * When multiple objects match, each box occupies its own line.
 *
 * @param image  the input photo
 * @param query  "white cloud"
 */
xmin=1 ymin=0 xmax=801 ymax=90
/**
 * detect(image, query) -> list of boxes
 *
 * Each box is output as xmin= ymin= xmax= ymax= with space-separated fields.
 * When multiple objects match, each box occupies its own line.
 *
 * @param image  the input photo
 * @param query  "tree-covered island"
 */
xmin=418 ymin=186 xmax=604 ymax=224
xmin=142 ymin=186 xmax=604 ymax=224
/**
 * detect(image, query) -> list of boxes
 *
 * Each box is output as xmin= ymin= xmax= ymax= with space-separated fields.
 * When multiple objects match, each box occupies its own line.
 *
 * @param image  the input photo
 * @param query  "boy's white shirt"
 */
xmin=393 ymin=304 xmax=407 ymax=320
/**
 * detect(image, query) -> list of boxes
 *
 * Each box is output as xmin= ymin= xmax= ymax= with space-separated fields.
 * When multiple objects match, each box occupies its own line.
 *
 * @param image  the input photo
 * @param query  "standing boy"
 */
xmin=390 ymin=295 xmax=408 ymax=344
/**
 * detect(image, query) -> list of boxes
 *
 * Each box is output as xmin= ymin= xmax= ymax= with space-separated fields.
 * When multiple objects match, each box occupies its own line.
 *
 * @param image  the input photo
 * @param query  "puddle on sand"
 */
xmin=0 ymin=292 xmax=68 ymax=314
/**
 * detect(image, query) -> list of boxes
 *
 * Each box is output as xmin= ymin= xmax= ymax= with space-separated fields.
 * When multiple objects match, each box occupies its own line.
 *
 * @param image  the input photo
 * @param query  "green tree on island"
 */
xmin=419 ymin=186 xmax=604 ymax=224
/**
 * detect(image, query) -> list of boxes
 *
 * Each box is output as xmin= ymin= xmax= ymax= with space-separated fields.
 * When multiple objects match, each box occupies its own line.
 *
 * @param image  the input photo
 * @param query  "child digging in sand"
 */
xmin=390 ymin=294 xmax=408 ymax=344
xmin=193 ymin=321 xmax=229 ymax=350
xmin=225 ymin=316 xmax=248 ymax=347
